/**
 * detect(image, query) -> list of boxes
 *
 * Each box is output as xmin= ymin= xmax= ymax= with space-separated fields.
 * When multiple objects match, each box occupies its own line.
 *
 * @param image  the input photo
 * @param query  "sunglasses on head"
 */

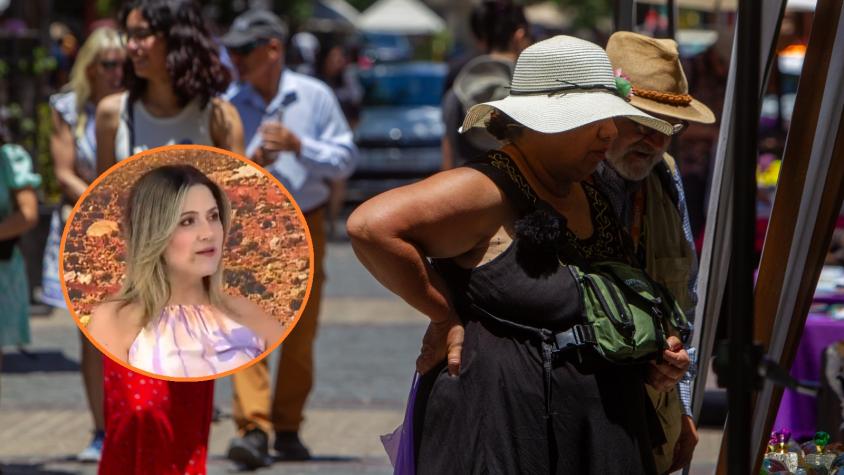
xmin=228 ymin=39 xmax=268 ymax=57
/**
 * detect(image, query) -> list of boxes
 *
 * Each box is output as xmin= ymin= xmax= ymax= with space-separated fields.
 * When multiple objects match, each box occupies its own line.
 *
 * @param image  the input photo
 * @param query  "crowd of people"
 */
xmin=0 ymin=0 xmax=723 ymax=473
xmin=2 ymin=0 xmax=357 ymax=473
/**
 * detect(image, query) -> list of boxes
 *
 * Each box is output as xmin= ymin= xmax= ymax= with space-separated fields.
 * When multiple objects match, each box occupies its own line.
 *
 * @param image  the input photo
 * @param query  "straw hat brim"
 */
xmin=460 ymin=91 xmax=675 ymax=137
xmin=629 ymin=95 xmax=716 ymax=124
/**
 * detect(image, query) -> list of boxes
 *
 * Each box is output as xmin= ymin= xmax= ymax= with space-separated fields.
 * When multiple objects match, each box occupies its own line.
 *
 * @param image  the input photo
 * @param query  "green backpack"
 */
xmin=557 ymin=258 xmax=691 ymax=363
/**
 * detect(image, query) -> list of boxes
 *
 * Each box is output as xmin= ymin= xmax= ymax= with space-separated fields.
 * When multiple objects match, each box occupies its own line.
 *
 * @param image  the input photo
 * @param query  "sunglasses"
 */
xmin=99 ymin=60 xmax=123 ymax=70
xmin=121 ymin=28 xmax=156 ymax=45
xmin=228 ymin=39 xmax=268 ymax=57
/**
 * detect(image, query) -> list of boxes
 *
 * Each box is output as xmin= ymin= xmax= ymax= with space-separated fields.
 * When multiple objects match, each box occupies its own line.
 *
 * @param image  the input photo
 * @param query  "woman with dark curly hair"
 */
xmin=96 ymin=0 xmax=243 ymax=173
xmin=92 ymin=1 xmax=244 ymax=474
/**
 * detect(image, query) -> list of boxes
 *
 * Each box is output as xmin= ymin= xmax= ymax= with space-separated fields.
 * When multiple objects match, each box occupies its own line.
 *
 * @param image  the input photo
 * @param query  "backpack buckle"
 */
xmin=553 ymin=324 xmax=596 ymax=352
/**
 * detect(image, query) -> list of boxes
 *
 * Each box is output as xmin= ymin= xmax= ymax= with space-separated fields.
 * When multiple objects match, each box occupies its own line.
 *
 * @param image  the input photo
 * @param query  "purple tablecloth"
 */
xmin=773 ymin=313 xmax=844 ymax=440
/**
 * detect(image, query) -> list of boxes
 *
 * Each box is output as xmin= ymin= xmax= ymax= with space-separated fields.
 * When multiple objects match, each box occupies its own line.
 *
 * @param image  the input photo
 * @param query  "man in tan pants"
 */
xmin=222 ymin=9 xmax=357 ymax=469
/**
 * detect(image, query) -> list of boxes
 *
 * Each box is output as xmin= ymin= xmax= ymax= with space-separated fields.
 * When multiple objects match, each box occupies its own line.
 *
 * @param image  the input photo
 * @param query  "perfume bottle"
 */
xmin=768 ymin=429 xmax=800 ymax=473
xmin=805 ymin=432 xmax=837 ymax=471
xmin=761 ymin=456 xmax=790 ymax=474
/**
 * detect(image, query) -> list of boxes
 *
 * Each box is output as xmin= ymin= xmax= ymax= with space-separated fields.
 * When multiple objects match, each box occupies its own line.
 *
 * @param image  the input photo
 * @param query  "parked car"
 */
xmin=346 ymin=62 xmax=446 ymax=203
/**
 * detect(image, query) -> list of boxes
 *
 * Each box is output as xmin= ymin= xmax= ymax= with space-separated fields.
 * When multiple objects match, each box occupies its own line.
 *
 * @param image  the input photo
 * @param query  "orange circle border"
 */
xmin=59 ymin=144 xmax=316 ymax=382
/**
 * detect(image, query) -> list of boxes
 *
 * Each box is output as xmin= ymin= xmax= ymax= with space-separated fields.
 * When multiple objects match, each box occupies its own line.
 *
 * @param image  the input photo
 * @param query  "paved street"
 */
xmin=0 ymin=233 xmax=724 ymax=474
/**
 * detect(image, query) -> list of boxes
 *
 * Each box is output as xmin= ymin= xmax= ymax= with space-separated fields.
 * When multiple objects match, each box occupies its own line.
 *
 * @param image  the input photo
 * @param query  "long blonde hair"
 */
xmin=114 ymin=164 xmax=232 ymax=326
xmin=64 ymin=27 xmax=124 ymax=133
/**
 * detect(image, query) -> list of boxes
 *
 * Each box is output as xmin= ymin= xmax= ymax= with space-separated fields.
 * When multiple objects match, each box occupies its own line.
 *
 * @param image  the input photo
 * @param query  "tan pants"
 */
xmin=232 ymin=207 xmax=326 ymax=433
xmin=648 ymin=385 xmax=683 ymax=475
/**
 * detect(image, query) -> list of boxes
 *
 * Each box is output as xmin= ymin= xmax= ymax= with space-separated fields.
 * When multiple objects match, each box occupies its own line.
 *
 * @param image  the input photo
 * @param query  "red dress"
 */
xmin=98 ymin=357 xmax=214 ymax=474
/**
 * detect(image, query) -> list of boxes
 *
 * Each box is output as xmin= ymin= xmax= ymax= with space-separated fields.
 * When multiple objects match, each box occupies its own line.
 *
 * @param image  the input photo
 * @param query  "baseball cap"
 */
xmin=221 ymin=9 xmax=288 ymax=49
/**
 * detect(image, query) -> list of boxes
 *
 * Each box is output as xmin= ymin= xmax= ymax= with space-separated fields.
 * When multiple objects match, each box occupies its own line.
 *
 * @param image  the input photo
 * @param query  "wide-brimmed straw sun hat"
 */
xmin=606 ymin=31 xmax=715 ymax=124
xmin=460 ymin=35 xmax=674 ymax=137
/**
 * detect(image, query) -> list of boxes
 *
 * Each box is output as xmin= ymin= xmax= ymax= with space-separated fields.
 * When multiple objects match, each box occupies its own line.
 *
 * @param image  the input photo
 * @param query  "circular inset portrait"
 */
xmin=62 ymin=145 xmax=313 ymax=381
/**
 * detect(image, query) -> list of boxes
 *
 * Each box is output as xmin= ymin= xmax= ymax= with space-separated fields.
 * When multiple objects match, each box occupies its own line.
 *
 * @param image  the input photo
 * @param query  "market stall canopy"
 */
xmin=356 ymin=0 xmax=445 ymax=34
xmin=676 ymin=28 xmax=718 ymax=56
xmin=636 ymin=0 xmax=815 ymax=11
xmin=307 ymin=0 xmax=360 ymax=32
xmin=525 ymin=1 xmax=572 ymax=30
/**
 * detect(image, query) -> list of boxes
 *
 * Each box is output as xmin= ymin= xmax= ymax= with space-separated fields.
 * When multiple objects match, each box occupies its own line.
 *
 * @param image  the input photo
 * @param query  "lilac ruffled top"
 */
xmin=128 ymin=304 xmax=266 ymax=378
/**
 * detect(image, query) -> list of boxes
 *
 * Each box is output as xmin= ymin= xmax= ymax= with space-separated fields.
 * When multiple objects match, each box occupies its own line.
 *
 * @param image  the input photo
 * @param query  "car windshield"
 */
xmin=359 ymin=63 xmax=446 ymax=107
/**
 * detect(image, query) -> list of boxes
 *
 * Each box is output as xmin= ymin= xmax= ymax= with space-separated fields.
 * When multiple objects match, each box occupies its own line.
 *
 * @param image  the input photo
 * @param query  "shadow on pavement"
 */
xmin=211 ymin=454 xmax=363 ymax=473
xmin=275 ymin=455 xmax=359 ymax=463
xmin=0 ymin=350 xmax=80 ymax=373
xmin=0 ymin=462 xmax=78 ymax=474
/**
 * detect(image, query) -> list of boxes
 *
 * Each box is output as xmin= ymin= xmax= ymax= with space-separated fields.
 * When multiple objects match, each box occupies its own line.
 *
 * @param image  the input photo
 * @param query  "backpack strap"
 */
xmin=652 ymin=153 xmax=680 ymax=208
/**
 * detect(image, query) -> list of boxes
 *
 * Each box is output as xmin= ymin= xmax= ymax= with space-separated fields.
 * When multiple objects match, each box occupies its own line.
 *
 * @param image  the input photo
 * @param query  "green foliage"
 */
xmin=550 ymin=0 xmax=612 ymax=31
xmin=96 ymin=0 xmax=119 ymax=17
xmin=35 ymin=102 xmax=60 ymax=204
xmin=32 ymin=47 xmax=58 ymax=75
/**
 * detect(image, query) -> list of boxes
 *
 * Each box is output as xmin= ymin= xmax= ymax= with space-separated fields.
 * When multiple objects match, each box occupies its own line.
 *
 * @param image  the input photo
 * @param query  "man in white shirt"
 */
xmin=222 ymin=9 xmax=357 ymax=468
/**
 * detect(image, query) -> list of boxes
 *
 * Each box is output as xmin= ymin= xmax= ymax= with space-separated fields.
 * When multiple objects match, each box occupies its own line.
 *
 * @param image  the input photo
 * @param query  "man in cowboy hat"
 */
xmin=597 ymin=30 xmax=717 ymax=474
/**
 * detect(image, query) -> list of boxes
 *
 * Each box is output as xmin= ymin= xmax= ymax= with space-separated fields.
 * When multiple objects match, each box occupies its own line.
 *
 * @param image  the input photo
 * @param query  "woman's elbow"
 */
xmin=346 ymin=203 xmax=395 ymax=249
xmin=19 ymin=191 xmax=39 ymax=232
xmin=346 ymin=206 xmax=375 ymax=247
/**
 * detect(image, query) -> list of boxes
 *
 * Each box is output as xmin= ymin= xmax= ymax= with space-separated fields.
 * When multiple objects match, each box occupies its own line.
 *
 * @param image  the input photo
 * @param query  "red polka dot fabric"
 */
xmin=99 ymin=357 xmax=213 ymax=474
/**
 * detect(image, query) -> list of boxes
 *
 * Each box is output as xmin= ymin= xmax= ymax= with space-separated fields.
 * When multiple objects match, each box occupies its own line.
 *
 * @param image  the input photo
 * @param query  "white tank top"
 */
xmin=114 ymin=92 xmax=214 ymax=161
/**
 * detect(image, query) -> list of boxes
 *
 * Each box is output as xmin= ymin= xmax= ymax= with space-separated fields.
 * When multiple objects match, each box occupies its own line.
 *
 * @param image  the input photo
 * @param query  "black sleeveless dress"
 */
xmin=412 ymin=151 xmax=660 ymax=475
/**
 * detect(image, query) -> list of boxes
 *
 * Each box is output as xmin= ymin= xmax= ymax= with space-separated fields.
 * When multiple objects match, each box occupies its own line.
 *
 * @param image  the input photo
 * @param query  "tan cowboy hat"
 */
xmin=606 ymin=31 xmax=716 ymax=124
xmin=460 ymin=35 xmax=674 ymax=137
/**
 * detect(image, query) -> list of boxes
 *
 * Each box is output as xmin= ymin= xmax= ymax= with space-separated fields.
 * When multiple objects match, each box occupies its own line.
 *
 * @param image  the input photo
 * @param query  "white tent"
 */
xmin=356 ymin=0 xmax=446 ymax=34
xmin=525 ymin=1 xmax=572 ymax=30
xmin=637 ymin=0 xmax=815 ymax=11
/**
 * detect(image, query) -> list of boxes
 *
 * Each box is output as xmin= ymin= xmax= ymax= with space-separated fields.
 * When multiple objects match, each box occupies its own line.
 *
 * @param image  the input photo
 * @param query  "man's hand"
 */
xmin=416 ymin=315 xmax=464 ymax=377
xmin=667 ymin=415 xmax=699 ymax=473
xmin=260 ymin=122 xmax=302 ymax=155
xmin=647 ymin=336 xmax=690 ymax=392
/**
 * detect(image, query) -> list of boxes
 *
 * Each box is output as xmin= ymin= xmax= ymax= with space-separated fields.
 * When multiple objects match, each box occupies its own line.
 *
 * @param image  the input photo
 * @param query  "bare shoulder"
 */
xmin=87 ymin=299 xmax=144 ymax=362
xmin=222 ymin=294 xmax=284 ymax=344
xmin=348 ymin=166 xmax=511 ymax=251
xmin=95 ymin=93 xmax=123 ymax=122
xmin=209 ymin=97 xmax=245 ymax=155
xmin=209 ymin=97 xmax=242 ymax=129
xmin=223 ymin=294 xmax=264 ymax=318
xmin=210 ymin=97 xmax=237 ymax=115
xmin=354 ymin=166 xmax=507 ymax=223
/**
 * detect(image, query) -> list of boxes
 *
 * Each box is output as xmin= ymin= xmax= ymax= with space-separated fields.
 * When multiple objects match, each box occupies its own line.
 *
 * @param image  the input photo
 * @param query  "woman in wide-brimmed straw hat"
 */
xmin=348 ymin=35 xmax=684 ymax=474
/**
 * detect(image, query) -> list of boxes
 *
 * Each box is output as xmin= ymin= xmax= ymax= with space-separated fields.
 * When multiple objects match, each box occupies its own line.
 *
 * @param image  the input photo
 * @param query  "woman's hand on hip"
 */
xmin=416 ymin=314 xmax=464 ymax=377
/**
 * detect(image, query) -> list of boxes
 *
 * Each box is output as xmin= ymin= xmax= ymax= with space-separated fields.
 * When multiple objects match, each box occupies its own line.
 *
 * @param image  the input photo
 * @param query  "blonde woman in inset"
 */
xmin=87 ymin=164 xmax=283 ymax=473
xmin=88 ymin=164 xmax=282 ymax=376
xmin=41 ymin=25 xmax=124 ymax=462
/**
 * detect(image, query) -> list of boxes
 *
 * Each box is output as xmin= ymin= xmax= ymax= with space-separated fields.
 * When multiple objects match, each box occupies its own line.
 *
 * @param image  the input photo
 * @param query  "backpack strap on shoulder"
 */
xmin=653 ymin=153 xmax=680 ymax=208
